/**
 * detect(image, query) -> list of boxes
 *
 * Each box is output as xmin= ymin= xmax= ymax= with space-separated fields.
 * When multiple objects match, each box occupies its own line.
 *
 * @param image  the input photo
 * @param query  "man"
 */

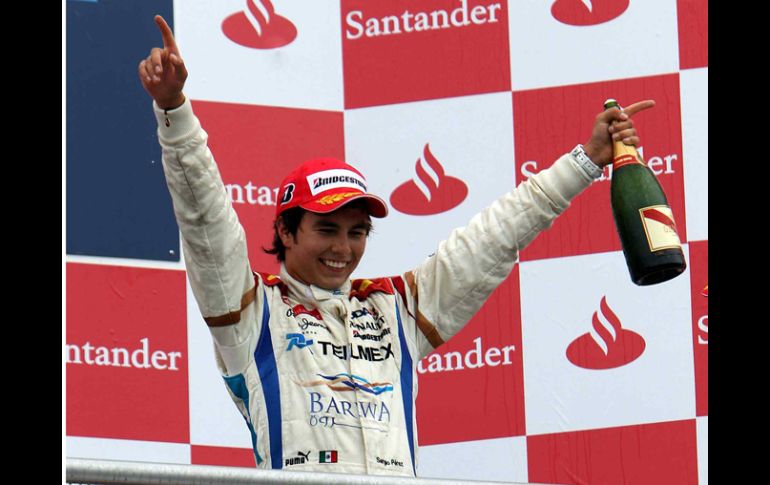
xmin=139 ymin=15 xmax=652 ymax=477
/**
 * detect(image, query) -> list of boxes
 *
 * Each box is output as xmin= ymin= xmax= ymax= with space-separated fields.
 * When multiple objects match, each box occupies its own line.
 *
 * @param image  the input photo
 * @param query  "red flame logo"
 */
xmin=702 ymin=284 xmax=708 ymax=297
xmin=389 ymin=144 xmax=468 ymax=216
xmin=566 ymin=296 xmax=645 ymax=370
xmin=222 ymin=0 xmax=297 ymax=49
xmin=551 ymin=0 xmax=629 ymax=26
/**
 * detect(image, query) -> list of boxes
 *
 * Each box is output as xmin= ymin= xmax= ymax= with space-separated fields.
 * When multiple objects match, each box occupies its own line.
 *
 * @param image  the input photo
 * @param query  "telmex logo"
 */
xmin=566 ymin=296 xmax=645 ymax=369
xmin=222 ymin=0 xmax=297 ymax=49
xmin=551 ymin=0 xmax=629 ymax=26
xmin=390 ymin=144 xmax=468 ymax=216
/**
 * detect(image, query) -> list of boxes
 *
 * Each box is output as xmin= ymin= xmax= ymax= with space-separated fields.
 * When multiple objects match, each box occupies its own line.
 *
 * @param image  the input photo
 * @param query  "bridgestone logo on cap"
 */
xmin=308 ymin=169 xmax=367 ymax=196
xmin=280 ymin=183 xmax=296 ymax=205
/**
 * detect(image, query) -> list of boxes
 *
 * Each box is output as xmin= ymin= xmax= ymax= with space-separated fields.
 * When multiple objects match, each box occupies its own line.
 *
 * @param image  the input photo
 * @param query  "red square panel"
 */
xmin=514 ymin=74 xmax=687 ymax=262
xmin=341 ymin=0 xmax=511 ymax=108
xmin=416 ymin=269 xmax=525 ymax=445
xmin=689 ymin=241 xmax=708 ymax=416
xmin=191 ymin=445 xmax=256 ymax=468
xmin=528 ymin=420 xmax=699 ymax=485
xmin=66 ymin=263 xmax=189 ymax=443
xmin=677 ymin=0 xmax=708 ymax=69
xmin=191 ymin=101 xmax=345 ymax=273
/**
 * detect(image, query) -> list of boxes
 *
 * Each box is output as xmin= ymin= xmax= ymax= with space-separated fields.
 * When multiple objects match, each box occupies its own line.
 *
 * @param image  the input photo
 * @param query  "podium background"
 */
xmin=65 ymin=1 xmax=708 ymax=483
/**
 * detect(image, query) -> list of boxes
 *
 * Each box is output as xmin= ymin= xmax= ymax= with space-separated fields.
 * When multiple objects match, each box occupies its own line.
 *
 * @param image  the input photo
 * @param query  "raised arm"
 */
xmin=405 ymin=101 xmax=655 ymax=359
xmin=140 ymin=15 xmax=258 ymax=376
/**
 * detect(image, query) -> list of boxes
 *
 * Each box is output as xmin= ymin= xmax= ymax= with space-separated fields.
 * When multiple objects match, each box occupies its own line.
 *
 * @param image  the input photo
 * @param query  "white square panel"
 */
xmin=176 ymin=0 xmax=343 ymax=110
xmin=418 ymin=436 xmax=528 ymax=483
xmin=508 ymin=0 xmax=679 ymax=91
xmin=344 ymin=92 xmax=515 ymax=279
xmin=680 ymin=68 xmax=708 ymax=242
xmin=520 ymin=247 xmax=696 ymax=435
xmin=187 ymin=279 xmax=254 ymax=449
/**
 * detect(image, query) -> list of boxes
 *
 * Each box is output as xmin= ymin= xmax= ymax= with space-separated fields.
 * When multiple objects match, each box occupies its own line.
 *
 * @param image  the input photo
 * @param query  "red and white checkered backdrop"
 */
xmin=66 ymin=1 xmax=708 ymax=483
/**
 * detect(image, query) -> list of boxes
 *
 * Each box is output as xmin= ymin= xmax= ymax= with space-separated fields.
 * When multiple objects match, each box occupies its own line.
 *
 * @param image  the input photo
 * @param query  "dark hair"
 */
xmin=263 ymin=199 xmax=373 ymax=262
xmin=263 ymin=207 xmax=306 ymax=262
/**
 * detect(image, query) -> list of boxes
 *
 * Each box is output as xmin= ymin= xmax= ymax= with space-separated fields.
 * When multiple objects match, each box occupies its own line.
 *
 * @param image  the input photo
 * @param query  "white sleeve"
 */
xmin=410 ymin=152 xmax=595 ymax=359
xmin=154 ymin=98 xmax=257 ymax=358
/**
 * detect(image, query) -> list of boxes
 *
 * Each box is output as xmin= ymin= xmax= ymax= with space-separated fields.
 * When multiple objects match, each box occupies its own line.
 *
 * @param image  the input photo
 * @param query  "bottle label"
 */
xmin=613 ymin=154 xmax=643 ymax=170
xmin=639 ymin=205 xmax=683 ymax=251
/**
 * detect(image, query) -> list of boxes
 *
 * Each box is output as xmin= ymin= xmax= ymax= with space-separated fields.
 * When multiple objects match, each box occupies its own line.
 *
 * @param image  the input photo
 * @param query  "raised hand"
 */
xmin=138 ymin=15 xmax=188 ymax=110
xmin=584 ymin=100 xmax=656 ymax=168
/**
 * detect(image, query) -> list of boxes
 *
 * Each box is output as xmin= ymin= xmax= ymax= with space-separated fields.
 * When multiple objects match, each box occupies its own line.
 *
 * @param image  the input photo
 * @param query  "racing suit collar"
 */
xmin=279 ymin=263 xmax=352 ymax=303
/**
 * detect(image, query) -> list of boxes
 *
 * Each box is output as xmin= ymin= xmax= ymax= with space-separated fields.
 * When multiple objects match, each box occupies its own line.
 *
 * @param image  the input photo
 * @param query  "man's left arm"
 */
xmin=403 ymin=101 xmax=654 ymax=360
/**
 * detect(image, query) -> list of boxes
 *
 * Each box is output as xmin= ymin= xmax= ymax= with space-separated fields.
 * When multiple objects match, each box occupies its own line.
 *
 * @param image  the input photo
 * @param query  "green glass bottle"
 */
xmin=605 ymin=99 xmax=687 ymax=286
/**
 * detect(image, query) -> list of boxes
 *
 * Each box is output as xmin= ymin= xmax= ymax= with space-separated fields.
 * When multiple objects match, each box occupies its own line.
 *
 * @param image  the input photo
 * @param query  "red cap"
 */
xmin=275 ymin=157 xmax=389 ymax=219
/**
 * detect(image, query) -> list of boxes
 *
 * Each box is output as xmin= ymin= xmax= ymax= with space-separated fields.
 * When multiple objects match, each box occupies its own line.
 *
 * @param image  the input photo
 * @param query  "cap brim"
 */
xmin=302 ymin=193 xmax=389 ymax=218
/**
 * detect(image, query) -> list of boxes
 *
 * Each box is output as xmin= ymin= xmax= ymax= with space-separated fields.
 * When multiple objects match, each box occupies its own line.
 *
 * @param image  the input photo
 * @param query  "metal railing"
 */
xmin=66 ymin=458 xmax=551 ymax=485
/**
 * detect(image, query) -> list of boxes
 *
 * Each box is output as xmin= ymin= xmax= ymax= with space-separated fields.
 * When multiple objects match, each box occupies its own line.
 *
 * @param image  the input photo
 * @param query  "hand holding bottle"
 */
xmin=583 ymin=100 xmax=656 ymax=167
xmin=601 ymin=99 xmax=687 ymax=286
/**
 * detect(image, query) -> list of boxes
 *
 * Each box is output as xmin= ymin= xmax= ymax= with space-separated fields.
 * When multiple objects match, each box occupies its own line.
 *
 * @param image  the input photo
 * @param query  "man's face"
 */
xmin=280 ymin=205 xmax=371 ymax=290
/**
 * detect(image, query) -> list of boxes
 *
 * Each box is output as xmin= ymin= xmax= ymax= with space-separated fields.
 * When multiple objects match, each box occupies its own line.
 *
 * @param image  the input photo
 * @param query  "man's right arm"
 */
xmin=143 ymin=15 xmax=258 ymax=376
xmin=156 ymin=100 xmax=256 ymax=321
xmin=156 ymin=98 xmax=258 ymax=375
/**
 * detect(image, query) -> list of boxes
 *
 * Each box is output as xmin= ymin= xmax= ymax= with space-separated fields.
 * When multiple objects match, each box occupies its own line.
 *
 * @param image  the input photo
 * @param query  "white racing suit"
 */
xmin=154 ymin=98 xmax=596 ymax=477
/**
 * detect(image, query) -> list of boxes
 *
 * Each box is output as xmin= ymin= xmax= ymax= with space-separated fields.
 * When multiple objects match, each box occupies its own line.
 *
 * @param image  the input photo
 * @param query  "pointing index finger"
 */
xmin=622 ymin=100 xmax=656 ymax=117
xmin=154 ymin=15 xmax=179 ymax=54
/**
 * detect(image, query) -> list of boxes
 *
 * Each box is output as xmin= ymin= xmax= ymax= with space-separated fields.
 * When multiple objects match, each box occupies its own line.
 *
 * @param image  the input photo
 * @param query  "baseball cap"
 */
xmin=275 ymin=157 xmax=389 ymax=219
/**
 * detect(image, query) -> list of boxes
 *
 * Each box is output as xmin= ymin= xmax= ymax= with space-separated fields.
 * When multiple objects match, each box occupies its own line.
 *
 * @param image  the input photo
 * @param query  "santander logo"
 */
xmin=551 ymin=0 xmax=629 ymax=26
xmin=222 ymin=0 xmax=297 ymax=49
xmin=390 ymin=144 xmax=468 ymax=216
xmin=566 ymin=296 xmax=645 ymax=370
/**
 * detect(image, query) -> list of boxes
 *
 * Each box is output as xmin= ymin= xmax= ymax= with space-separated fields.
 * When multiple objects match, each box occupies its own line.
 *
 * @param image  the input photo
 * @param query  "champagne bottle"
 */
xmin=605 ymin=98 xmax=687 ymax=286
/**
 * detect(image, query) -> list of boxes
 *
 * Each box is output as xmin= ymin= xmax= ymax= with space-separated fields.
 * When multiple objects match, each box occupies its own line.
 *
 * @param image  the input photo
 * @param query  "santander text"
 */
xmin=698 ymin=315 xmax=708 ymax=345
xmin=226 ymin=182 xmax=279 ymax=206
xmin=417 ymin=337 xmax=515 ymax=374
xmin=522 ymin=147 xmax=678 ymax=181
xmin=66 ymin=338 xmax=183 ymax=371
xmin=346 ymin=0 xmax=502 ymax=40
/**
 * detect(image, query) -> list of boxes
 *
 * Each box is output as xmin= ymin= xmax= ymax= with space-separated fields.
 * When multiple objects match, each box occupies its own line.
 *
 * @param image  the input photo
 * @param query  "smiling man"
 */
xmin=266 ymin=158 xmax=387 ymax=291
xmin=140 ymin=15 xmax=652 ymax=477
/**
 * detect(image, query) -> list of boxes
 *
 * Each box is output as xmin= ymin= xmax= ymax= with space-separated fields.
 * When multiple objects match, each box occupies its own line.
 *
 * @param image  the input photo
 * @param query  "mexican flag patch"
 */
xmin=319 ymin=450 xmax=338 ymax=463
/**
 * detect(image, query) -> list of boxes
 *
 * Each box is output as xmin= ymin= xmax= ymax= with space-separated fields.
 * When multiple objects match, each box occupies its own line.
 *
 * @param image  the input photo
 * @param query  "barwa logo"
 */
xmin=390 ymin=144 xmax=468 ymax=215
xmin=298 ymin=373 xmax=394 ymax=395
xmin=223 ymin=0 xmax=297 ymax=49
xmin=551 ymin=0 xmax=629 ymax=26
xmin=566 ymin=296 xmax=645 ymax=370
